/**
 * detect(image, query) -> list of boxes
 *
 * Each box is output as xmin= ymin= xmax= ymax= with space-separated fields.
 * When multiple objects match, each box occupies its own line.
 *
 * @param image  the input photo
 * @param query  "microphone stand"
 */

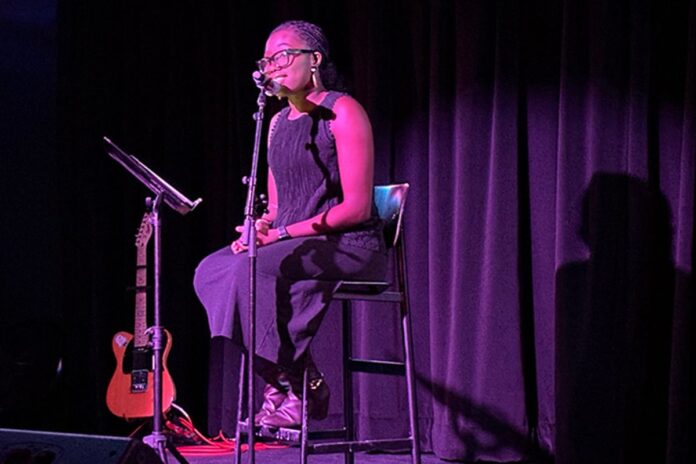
xmin=234 ymin=85 xmax=269 ymax=464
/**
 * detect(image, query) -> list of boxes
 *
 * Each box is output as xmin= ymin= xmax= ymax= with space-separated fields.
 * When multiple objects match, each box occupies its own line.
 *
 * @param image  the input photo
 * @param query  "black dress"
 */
xmin=193 ymin=91 xmax=387 ymax=366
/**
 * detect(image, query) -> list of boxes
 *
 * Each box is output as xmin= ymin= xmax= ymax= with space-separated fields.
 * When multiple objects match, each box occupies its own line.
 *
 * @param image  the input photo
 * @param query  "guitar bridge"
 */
xmin=131 ymin=369 xmax=149 ymax=393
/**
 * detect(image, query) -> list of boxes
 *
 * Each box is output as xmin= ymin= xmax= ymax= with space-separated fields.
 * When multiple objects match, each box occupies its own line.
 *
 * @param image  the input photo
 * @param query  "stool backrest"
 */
xmin=373 ymin=183 xmax=410 ymax=249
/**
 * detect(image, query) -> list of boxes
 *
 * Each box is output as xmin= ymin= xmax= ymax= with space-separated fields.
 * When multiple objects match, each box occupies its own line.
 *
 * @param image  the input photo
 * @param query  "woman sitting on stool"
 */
xmin=193 ymin=20 xmax=386 ymax=428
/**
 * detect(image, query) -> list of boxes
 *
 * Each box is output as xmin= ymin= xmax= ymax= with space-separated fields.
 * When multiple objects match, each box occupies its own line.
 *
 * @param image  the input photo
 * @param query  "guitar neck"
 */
xmin=133 ymin=246 xmax=148 ymax=348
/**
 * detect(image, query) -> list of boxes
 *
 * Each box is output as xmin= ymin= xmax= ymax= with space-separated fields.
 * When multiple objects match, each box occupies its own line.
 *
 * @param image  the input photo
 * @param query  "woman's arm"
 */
xmin=258 ymin=113 xmax=280 ymax=227
xmin=261 ymin=168 xmax=278 ymax=223
xmin=261 ymin=95 xmax=374 ymax=244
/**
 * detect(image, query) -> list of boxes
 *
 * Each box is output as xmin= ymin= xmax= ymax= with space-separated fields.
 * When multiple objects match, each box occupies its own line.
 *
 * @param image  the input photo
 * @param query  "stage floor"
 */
xmin=175 ymin=447 xmax=439 ymax=464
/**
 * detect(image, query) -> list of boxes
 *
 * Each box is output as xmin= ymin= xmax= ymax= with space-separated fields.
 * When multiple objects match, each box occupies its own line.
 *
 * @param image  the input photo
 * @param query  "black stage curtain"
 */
xmin=1 ymin=1 xmax=693 ymax=462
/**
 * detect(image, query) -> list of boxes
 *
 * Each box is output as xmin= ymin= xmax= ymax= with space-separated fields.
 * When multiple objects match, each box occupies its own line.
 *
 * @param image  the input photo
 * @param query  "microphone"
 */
xmin=252 ymin=71 xmax=282 ymax=96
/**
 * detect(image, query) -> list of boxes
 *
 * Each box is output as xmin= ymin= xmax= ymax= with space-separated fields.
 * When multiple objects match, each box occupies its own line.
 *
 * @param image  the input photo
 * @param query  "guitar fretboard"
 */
xmin=133 ymin=244 xmax=148 ymax=348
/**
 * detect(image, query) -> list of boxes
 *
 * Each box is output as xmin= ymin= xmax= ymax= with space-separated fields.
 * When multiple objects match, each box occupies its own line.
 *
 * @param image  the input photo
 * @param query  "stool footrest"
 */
xmin=308 ymin=438 xmax=415 ymax=454
xmin=333 ymin=290 xmax=402 ymax=302
xmin=349 ymin=358 xmax=406 ymax=375
xmin=334 ymin=281 xmax=391 ymax=294
xmin=237 ymin=422 xmax=347 ymax=443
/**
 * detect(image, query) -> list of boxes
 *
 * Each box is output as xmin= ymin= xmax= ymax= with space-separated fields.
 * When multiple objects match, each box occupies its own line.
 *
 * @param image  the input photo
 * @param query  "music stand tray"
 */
xmin=104 ymin=137 xmax=202 ymax=214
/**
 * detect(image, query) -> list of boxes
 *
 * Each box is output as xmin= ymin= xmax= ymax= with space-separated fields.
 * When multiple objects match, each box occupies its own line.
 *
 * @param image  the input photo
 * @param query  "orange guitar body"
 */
xmin=106 ymin=212 xmax=176 ymax=420
xmin=106 ymin=329 xmax=176 ymax=419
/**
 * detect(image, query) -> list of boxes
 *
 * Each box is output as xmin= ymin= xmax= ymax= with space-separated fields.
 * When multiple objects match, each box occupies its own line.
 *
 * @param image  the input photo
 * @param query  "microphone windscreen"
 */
xmin=252 ymin=71 xmax=265 ymax=87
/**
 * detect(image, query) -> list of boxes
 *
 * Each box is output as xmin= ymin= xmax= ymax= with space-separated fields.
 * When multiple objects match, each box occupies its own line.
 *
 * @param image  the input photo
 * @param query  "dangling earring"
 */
xmin=310 ymin=66 xmax=318 ymax=87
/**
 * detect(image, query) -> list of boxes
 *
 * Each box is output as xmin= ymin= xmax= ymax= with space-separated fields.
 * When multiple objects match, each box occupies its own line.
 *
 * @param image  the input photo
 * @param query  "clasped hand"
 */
xmin=230 ymin=218 xmax=277 ymax=254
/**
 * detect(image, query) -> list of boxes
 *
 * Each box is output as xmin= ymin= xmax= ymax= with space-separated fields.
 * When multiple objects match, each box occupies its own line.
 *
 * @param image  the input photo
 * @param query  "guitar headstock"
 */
xmin=135 ymin=212 xmax=153 ymax=248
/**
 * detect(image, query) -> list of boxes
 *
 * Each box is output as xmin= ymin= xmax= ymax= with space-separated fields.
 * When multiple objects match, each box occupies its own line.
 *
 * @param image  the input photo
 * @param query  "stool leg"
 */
xmin=402 ymin=303 xmax=421 ymax=464
xmin=342 ymin=300 xmax=355 ymax=464
xmin=398 ymin=238 xmax=421 ymax=464
xmin=234 ymin=353 xmax=246 ymax=464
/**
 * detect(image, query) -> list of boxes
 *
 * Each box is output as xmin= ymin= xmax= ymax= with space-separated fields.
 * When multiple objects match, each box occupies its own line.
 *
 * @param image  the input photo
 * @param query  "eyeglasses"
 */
xmin=257 ymin=48 xmax=315 ymax=73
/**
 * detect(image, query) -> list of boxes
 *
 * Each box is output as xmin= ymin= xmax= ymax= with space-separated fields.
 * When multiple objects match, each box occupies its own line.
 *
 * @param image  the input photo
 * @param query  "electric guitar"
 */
xmin=106 ymin=212 xmax=176 ymax=419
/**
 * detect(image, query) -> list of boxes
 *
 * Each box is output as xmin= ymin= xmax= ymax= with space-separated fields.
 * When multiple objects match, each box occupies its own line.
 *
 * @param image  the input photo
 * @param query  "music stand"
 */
xmin=105 ymin=136 xmax=202 ymax=463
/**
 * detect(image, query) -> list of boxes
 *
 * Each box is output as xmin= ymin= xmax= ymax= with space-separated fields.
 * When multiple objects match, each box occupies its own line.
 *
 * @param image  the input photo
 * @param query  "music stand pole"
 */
xmin=144 ymin=195 xmax=189 ymax=464
xmin=144 ymin=197 xmax=190 ymax=464
xmin=143 ymin=194 xmax=169 ymax=462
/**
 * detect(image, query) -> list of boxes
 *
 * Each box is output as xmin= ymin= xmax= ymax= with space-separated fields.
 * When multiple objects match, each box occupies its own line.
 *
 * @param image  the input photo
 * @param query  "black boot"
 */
xmin=305 ymin=357 xmax=330 ymax=421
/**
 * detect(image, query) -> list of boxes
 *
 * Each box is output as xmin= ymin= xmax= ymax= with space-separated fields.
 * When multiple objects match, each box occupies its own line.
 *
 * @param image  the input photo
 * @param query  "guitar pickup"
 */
xmin=131 ymin=369 xmax=149 ymax=393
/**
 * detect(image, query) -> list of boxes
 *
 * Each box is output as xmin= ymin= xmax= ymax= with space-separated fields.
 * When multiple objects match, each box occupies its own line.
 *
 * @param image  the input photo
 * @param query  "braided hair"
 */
xmin=271 ymin=20 xmax=343 ymax=90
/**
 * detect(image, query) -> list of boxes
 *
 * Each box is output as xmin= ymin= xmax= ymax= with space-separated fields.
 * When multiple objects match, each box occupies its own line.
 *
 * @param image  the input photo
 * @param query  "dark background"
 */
xmin=1 ymin=1 xmax=694 ymax=462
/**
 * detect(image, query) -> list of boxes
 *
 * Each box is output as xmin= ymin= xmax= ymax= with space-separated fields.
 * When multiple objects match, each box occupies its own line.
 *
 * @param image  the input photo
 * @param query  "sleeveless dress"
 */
xmin=193 ymin=91 xmax=387 ymax=366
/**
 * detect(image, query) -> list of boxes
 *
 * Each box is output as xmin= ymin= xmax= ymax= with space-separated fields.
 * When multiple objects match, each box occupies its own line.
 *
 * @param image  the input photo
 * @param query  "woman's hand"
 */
xmin=230 ymin=218 xmax=275 ymax=254
xmin=257 ymin=228 xmax=281 ymax=246
xmin=230 ymin=239 xmax=245 ymax=254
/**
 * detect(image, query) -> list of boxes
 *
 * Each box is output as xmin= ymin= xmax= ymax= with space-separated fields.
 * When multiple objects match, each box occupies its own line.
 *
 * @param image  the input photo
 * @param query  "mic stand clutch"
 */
xmin=234 ymin=83 xmax=270 ymax=464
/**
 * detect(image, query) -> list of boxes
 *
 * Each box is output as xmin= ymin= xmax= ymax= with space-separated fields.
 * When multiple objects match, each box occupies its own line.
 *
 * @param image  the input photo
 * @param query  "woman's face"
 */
xmin=262 ymin=29 xmax=317 ymax=95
